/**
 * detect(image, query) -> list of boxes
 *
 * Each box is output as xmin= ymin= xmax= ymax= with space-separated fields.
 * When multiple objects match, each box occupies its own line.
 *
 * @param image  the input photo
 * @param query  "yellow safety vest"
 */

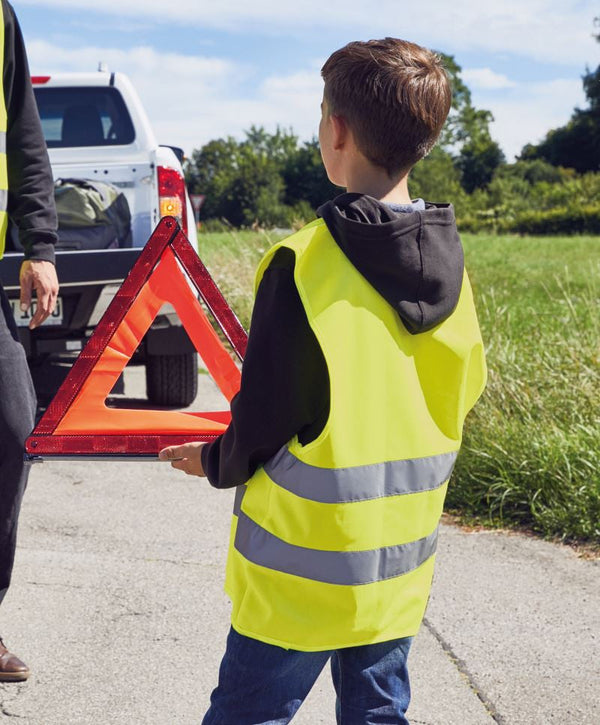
xmin=225 ymin=218 xmax=487 ymax=651
xmin=0 ymin=3 xmax=8 ymax=258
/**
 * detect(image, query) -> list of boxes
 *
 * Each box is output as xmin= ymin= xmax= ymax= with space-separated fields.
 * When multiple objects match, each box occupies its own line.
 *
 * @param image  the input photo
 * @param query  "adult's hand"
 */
xmin=159 ymin=442 xmax=206 ymax=476
xmin=19 ymin=260 xmax=59 ymax=329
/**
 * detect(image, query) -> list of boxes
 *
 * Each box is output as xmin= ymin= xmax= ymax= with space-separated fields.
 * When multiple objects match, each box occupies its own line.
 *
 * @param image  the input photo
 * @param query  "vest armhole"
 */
xmin=267 ymin=246 xmax=296 ymax=272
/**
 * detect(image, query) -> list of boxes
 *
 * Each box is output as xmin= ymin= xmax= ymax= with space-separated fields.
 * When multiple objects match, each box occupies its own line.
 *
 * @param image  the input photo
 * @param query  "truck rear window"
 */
xmin=34 ymin=87 xmax=136 ymax=148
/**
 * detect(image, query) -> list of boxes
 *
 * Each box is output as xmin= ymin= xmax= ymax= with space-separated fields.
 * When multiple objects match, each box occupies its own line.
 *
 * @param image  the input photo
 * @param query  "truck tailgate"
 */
xmin=0 ymin=248 xmax=142 ymax=292
xmin=49 ymin=160 xmax=156 ymax=246
xmin=0 ymin=248 xmax=142 ymax=356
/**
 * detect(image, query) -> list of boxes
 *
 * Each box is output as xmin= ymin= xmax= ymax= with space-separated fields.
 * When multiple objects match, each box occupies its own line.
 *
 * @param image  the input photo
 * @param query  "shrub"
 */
xmin=458 ymin=204 xmax=600 ymax=235
xmin=510 ymin=206 xmax=600 ymax=235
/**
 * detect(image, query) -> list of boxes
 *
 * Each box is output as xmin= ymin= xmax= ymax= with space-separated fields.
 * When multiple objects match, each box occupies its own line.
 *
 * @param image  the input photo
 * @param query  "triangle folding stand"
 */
xmin=26 ymin=217 xmax=247 ymax=460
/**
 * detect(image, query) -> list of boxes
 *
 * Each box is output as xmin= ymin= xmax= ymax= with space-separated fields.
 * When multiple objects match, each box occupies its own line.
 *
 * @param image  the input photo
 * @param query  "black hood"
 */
xmin=317 ymin=193 xmax=464 ymax=334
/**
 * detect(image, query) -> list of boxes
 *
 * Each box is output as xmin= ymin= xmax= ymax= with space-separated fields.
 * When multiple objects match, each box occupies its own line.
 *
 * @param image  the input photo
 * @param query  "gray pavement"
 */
xmin=0 ymin=367 xmax=598 ymax=724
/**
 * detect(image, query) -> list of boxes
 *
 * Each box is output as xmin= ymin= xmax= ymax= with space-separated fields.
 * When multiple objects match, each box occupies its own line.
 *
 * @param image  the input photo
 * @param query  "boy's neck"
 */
xmin=343 ymin=162 xmax=412 ymax=205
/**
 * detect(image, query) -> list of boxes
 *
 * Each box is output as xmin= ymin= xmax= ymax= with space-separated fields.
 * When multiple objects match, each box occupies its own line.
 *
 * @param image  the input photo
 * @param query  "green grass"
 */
xmin=454 ymin=234 xmax=599 ymax=544
xmin=196 ymin=229 xmax=600 ymax=545
xmin=196 ymin=229 xmax=287 ymax=329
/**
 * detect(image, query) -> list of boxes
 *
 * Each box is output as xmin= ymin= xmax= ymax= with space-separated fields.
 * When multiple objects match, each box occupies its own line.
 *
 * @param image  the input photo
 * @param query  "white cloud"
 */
xmin=27 ymin=41 xmax=235 ymax=83
xmin=26 ymin=42 xmax=322 ymax=154
xmin=18 ymin=0 xmax=599 ymax=67
xmin=480 ymin=79 xmax=586 ymax=160
xmin=462 ymin=68 xmax=516 ymax=90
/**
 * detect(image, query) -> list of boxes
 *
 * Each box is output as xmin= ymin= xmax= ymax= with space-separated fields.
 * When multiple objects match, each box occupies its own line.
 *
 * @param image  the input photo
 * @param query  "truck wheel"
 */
xmin=145 ymin=352 xmax=198 ymax=407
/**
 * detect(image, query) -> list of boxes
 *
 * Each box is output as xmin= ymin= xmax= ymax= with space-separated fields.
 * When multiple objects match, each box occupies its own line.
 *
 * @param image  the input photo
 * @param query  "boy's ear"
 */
xmin=330 ymin=114 xmax=348 ymax=150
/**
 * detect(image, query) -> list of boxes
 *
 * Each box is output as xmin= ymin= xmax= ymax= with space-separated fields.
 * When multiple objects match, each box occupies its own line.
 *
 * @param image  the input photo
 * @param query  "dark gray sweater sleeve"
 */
xmin=3 ymin=0 xmax=57 ymax=262
xmin=200 ymin=247 xmax=329 ymax=489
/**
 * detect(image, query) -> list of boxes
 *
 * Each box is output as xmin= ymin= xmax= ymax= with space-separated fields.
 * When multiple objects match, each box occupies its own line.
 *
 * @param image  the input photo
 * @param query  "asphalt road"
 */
xmin=0 ymin=367 xmax=597 ymax=724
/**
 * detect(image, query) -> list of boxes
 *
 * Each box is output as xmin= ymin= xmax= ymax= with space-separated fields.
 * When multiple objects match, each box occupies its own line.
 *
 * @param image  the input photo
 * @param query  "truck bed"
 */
xmin=0 ymin=248 xmax=142 ymax=357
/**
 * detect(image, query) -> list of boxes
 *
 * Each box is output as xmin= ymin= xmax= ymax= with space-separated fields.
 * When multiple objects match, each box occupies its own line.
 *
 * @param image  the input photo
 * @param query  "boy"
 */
xmin=160 ymin=37 xmax=487 ymax=724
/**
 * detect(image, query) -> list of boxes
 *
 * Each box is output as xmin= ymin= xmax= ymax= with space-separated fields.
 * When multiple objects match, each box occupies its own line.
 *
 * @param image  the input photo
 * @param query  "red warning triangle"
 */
xmin=26 ymin=217 xmax=247 ymax=459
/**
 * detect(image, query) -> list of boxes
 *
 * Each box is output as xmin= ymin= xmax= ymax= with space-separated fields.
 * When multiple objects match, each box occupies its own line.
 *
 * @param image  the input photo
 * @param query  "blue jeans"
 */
xmin=202 ymin=627 xmax=412 ymax=724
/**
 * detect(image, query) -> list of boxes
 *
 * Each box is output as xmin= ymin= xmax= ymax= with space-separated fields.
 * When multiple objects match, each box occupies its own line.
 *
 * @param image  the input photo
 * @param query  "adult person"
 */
xmin=0 ymin=0 xmax=58 ymax=682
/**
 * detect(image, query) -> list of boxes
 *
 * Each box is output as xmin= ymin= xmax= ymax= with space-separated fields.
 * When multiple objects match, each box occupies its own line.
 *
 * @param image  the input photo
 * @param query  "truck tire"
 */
xmin=145 ymin=352 xmax=198 ymax=407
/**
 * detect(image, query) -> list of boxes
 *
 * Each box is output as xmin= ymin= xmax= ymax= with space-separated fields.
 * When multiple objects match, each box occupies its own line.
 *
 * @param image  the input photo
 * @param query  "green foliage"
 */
xmin=186 ymin=127 xmax=332 ymax=229
xmin=520 ymin=108 xmax=600 ymax=174
xmin=282 ymin=138 xmax=339 ymax=209
xmin=437 ymin=54 xmax=475 ymax=149
xmin=508 ymin=206 xmax=600 ymax=235
xmin=460 ymin=205 xmax=600 ymax=235
xmin=458 ymin=161 xmax=600 ymax=233
xmin=455 ymin=126 xmax=506 ymax=193
xmin=519 ymin=18 xmax=600 ymax=172
xmin=185 ymin=127 xmax=292 ymax=227
xmin=437 ymin=54 xmax=505 ymax=192
xmin=494 ymin=159 xmax=569 ymax=185
xmin=409 ymin=146 xmax=467 ymax=211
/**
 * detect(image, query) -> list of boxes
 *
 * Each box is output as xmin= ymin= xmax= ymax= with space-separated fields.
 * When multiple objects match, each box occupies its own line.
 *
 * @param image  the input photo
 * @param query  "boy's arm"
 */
xmin=199 ymin=247 xmax=329 ymax=488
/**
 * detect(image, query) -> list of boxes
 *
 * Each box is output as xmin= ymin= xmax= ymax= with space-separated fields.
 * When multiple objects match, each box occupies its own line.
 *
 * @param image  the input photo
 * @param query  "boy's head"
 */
xmin=320 ymin=38 xmax=451 ymax=182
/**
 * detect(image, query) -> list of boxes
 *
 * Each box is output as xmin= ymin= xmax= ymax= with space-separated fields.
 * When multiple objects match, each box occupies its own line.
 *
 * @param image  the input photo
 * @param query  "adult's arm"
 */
xmin=3 ymin=0 xmax=57 ymax=262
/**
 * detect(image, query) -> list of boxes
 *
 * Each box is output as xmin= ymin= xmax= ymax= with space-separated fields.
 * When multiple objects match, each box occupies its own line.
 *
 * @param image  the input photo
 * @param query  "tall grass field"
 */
xmin=196 ymin=229 xmax=600 ymax=545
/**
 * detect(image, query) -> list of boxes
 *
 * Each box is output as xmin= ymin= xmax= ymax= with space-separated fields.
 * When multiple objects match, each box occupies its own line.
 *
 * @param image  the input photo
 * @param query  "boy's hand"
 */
xmin=158 ymin=442 xmax=206 ymax=476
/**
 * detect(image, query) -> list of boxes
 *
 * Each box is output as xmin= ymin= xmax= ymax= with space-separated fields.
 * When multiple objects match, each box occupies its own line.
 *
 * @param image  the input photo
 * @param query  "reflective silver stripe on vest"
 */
xmin=0 ymin=131 xmax=5 ymax=155
xmin=264 ymin=448 xmax=457 ymax=504
xmin=0 ymin=189 xmax=7 ymax=212
xmin=234 ymin=510 xmax=438 ymax=586
xmin=233 ymin=484 xmax=246 ymax=515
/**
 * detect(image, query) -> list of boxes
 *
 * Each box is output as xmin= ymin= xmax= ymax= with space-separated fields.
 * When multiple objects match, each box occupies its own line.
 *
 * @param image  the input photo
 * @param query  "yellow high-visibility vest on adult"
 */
xmin=0 ymin=4 xmax=8 ymax=258
xmin=225 ymin=217 xmax=487 ymax=651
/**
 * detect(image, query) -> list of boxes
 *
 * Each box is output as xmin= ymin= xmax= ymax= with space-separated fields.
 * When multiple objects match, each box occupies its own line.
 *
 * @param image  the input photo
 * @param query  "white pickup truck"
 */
xmin=0 ymin=69 xmax=198 ymax=406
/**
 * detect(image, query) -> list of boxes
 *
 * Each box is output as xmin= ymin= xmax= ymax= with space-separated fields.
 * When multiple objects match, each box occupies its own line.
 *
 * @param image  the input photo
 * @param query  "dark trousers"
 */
xmin=0 ymin=283 xmax=36 ymax=606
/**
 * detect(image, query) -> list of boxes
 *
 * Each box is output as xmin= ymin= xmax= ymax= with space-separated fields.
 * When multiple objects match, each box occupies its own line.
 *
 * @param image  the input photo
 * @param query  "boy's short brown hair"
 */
xmin=321 ymin=38 xmax=452 ymax=177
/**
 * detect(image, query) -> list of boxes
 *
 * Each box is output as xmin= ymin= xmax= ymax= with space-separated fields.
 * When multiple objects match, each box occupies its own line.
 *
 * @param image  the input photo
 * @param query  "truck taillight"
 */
xmin=157 ymin=166 xmax=187 ymax=236
xmin=31 ymin=76 xmax=51 ymax=84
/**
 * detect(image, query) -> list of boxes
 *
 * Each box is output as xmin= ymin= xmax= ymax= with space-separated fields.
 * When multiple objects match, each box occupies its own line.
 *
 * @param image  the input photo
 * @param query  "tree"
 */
xmin=186 ymin=127 xmax=300 ymax=227
xmin=186 ymin=128 xmax=337 ymax=227
xmin=437 ymin=53 xmax=506 ymax=192
xmin=455 ymin=123 xmax=507 ymax=193
xmin=438 ymin=54 xmax=477 ymax=148
xmin=520 ymin=18 xmax=600 ymax=173
xmin=282 ymin=139 xmax=339 ymax=209
xmin=409 ymin=146 xmax=466 ymax=210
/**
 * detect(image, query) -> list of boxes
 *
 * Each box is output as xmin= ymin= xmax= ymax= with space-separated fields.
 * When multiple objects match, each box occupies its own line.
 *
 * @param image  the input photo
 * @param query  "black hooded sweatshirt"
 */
xmin=201 ymin=193 xmax=465 ymax=489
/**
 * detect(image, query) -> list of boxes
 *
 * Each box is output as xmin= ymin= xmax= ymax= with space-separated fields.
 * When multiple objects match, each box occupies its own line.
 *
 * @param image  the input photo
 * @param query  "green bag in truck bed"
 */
xmin=55 ymin=178 xmax=132 ymax=250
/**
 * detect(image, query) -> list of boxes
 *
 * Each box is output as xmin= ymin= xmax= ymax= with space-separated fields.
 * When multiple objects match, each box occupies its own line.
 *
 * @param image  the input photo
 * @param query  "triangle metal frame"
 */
xmin=25 ymin=217 xmax=247 ymax=460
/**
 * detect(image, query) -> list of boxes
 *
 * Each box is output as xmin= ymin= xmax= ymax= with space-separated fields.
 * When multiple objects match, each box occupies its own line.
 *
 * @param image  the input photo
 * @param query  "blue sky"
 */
xmin=15 ymin=0 xmax=599 ymax=160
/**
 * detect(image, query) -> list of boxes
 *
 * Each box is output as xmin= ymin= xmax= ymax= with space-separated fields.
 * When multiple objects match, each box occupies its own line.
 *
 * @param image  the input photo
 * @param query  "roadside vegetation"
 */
xmin=196 ymin=229 xmax=600 ymax=546
xmin=453 ymin=235 xmax=599 ymax=544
